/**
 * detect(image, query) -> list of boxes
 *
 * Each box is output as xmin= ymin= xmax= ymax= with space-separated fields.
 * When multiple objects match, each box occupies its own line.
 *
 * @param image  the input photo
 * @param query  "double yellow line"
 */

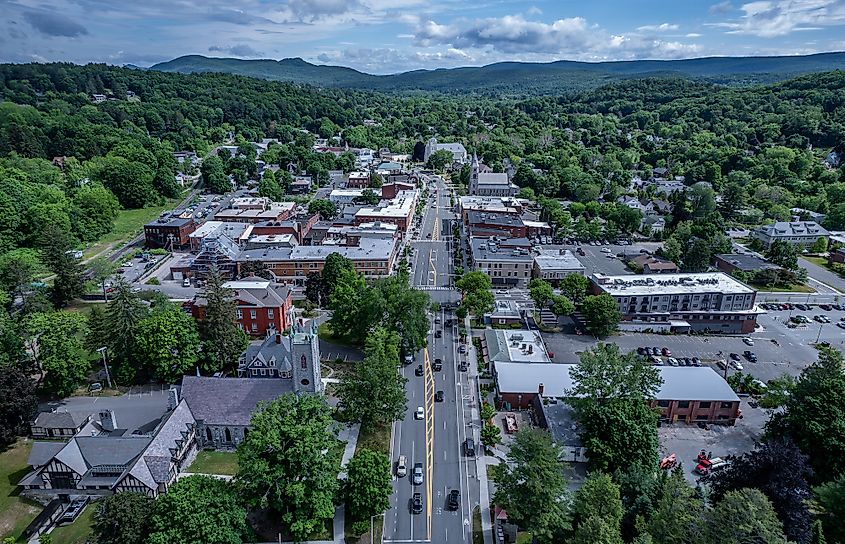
xmin=422 ymin=347 xmax=435 ymax=539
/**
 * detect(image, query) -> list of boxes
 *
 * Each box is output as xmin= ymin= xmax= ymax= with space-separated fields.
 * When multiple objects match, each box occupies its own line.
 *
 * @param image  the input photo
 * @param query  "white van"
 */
xmin=396 ymin=455 xmax=407 ymax=477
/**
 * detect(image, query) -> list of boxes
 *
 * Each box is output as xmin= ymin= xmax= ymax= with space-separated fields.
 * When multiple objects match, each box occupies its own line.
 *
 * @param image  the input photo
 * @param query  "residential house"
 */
xmin=630 ymin=254 xmax=679 ymax=274
xmin=713 ymin=254 xmax=782 ymax=274
xmin=191 ymin=278 xmax=292 ymax=337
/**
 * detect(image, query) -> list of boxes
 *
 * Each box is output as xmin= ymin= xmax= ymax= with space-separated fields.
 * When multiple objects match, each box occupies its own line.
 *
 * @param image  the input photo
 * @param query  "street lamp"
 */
xmin=96 ymin=347 xmax=113 ymax=389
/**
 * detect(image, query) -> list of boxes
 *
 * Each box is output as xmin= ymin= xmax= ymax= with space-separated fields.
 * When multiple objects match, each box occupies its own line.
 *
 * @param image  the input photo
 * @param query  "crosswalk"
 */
xmin=415 ymin=285 xmax=451 ymax=291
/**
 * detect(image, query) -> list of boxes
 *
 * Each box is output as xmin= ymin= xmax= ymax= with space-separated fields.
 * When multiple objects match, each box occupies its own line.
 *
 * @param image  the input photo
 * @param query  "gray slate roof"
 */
xmin=181 ymin=375 xmax=292 ymax=426
xmin=33 ymin=411 xmax=89 ymax=429
xmin=28 ymin=441 xmax=66 ymax=467
xmin=242 ymin=334 xmax=292 ymax=374
xmin=128 ymin=400 xmax=196 ymax=487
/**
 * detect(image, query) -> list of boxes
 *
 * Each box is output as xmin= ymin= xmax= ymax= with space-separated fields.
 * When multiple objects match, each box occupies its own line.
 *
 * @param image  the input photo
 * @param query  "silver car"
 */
xmin=413 ymin=463 xmax=424 ymax=485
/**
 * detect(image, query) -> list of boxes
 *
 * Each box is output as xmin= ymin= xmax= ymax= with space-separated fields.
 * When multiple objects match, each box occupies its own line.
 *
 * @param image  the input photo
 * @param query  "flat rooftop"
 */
xmin=355 ymin=190 xmax=416 ymax=219
xmin=591 ymin=272 xmax=754 ymax=296
xmin=496 ymin=363 xmax=739 ymax=402
xmin=485 ymin=329 xmax=551 ymax=363
xmin=534 ymin=250 xmax=585 ymax=271
xmin=238 ymin=237 xmax=396 ymax=263
xmin=471 ymin=237 xmax=533 ymax=263
xmin=190 ymin=221 xmax=252 ymax=241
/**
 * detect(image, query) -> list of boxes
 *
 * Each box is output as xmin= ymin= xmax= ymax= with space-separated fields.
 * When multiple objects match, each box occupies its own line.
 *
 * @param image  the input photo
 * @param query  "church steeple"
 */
xmin=469 ymin=152 xmax=480 ymax=195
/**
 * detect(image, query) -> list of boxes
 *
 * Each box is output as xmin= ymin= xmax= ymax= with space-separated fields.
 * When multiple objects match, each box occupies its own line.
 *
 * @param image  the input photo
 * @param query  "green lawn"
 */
xmin=355 ymin=423 xmax=391 ymax=455
xmin=803 ymin=256 xmax=828 ymax=267
xmin=317 ymin=322 xmax=361 ymax=349
xmin=751 ymin=282 xmax=815 ymax=293
xmin=83 ymin=197 xmax=182 ymax=259
xmin=50 ymin=504 xmax=95 ymax=544
xmin=0 ymin=440 xmax=42 ymax=542
xmin=188 ymin=450 xmax=239 ymax=476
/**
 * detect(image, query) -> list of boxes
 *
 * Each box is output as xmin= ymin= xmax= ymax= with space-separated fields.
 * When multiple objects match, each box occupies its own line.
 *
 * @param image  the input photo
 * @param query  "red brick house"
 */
xmin=144 ymin=214 xmax=196 ymax=249
xmin=191 ymin=278 xmax=293 ymax=337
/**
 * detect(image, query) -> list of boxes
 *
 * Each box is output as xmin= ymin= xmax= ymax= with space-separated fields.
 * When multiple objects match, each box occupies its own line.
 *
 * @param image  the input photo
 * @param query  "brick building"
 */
xmin=191 ymin=278 xmax=293 ymax=337
xmin=144 ymin=214 xmax=196 ymax=249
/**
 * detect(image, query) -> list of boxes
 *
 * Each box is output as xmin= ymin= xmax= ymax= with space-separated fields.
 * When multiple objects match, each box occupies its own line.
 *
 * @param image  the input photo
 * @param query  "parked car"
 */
xmin=730 ymin=353 xmax=740 ymax=361
xmin=820 ymin=304 xmax=833 ymax=311
xmin=661 ymin=347 xmax=672 ymax=356
xmin=435 ymin=330 xmax=442 ymax=338
xmin=837 ymin=322 xmax=845 ymax=330
xmin=637 ymin=347 xmax=647 ymax=355
xmin=691 ymin=357 xmax=701 ymax=366
xmin=742 ymin=338 xmax=754 ymax=346
xmin=743 ymin=350 xmax=757 ymax=362
xmin=459 ymin=345 xmax=467 ymax=354
xmin=458 ymin=361 xmax=468 ymax=371
xmin=651 ymin=347 xmax=661 ymax=356
xmin=464 ymin=438 xmax=476 ymax=457
xmin=667 ymin=358 xmax=678 ymax=366
xmin=182 ymin=277 xmax=191 ymax=287
xmin=683 ymin=357 xmax=692 ymax=366
xmin=731 ymin=360 xmax=744 ymax=371
xmin=60 ymin=496 xmax=89 ymax=524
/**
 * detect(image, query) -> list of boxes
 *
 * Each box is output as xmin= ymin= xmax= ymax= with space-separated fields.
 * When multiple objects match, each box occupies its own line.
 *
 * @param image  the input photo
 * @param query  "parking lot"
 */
xmin=540 ymin=241 xmax=664 ymax=276
xmin=658 ymin=398 xmax=768 ymax=483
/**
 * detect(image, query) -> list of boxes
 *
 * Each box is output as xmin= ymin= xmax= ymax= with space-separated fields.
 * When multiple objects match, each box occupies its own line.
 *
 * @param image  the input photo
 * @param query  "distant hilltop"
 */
xmin=150 ymin=52 xmax=845 ymax=95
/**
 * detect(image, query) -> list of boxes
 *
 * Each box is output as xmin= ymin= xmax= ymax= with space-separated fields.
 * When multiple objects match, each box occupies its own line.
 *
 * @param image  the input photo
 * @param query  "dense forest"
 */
xmin=151 ymin=51 xmax=845 ymax=95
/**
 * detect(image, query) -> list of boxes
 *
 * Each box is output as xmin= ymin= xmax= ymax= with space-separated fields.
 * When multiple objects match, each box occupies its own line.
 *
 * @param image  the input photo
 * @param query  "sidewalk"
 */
xmin=465 ymin=315 xmax=494 ymax=544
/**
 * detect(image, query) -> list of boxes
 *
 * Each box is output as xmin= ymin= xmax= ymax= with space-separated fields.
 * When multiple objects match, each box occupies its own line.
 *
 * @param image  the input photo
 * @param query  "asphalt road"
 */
xmin=385 ymin=177 xmax=477 ymax=543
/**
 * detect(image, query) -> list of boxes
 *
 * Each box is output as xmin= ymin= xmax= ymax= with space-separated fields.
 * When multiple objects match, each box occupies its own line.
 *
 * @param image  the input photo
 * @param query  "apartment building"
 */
xmin=470 ymin=237 xmax=533 ymax=288
xmin=589 ymin=272 xmax=759 ymax=333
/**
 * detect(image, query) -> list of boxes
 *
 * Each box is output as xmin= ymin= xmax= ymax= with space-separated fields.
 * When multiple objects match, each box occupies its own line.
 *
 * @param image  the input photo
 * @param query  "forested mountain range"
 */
xmin=150 ymin=52 xmax=845 ymax=95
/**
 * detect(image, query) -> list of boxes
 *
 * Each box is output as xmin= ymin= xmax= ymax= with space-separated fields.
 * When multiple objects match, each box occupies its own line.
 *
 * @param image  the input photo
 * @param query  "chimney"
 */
xmin=538 ymin=383 xmax=545 ymax=396
xmin=98 ymin=409 xmax=117 ymax=432
xmin=276 ymin=332 xmax=282 ymax=344
xmin=168 ymin=386 xmax=179 ymax=410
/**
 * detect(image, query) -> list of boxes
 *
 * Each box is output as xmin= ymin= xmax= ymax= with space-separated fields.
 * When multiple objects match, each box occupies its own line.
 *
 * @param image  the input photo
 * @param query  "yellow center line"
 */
xmin=423 ymin=347 xmax=435 ymax=539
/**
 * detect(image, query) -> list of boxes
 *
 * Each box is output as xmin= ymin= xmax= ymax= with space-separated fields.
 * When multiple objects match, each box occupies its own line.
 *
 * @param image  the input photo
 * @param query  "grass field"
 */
xmin=188 ymin=450 xmax=239 ymax=476
xmin=83 ymin=197 xmax=181 ymax=260
xmin=751 ymin=282 xmax=815 ymax=293
xmin=317 ymin=322 xmax=361 ymax=349
xmin=355 ymin=422 xmax=391 ymax=455
xmin=0 ymin=440 xmax=42 ymax=542
xmin=50 ymin=505 xmax=95 ymax=544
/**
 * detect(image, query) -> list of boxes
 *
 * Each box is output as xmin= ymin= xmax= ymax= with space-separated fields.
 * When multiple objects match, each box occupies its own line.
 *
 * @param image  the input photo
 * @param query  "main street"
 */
xmin=385 ymin=176 xmax=481 ymax=543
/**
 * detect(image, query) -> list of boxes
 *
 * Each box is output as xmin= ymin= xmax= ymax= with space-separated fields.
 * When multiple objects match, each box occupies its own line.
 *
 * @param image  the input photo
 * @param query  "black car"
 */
xmin=411 ymin=492 xmax=423 ymax=514
xmin=435 ymin=330 xmax=442 ymax=338
xmin=683 ymin=357 xmax=692 ymax=366
xmin=435 ymin=390 xmax=444 ymax=402
xmin=743 ymin=350 xmax=758 ymax=362
xmin=636 ymin=347 xmax=647 ymax=356
xmin=432 ymin=358 xmax=443 ymax=371
xmin=730 ymin=353 xmax=740 ymax=361
xmin=447 ymin=489 xmax=460 ymax=511
xmin=458 ymin=361 xmax=468 ymax=372
xmin=415 ymin=365 xmax=424 ymax=376
xmin=652 ymin=347 xmax=661 ymax=356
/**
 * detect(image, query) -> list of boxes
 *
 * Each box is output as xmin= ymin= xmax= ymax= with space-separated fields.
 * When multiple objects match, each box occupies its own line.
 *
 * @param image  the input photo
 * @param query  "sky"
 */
xmin=2 ymin=0 xmax=845 ymax=74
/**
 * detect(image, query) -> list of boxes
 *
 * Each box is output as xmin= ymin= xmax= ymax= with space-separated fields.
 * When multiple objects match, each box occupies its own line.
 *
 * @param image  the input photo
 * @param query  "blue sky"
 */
xmin=2 ymin=0 xmax=845 ymax=73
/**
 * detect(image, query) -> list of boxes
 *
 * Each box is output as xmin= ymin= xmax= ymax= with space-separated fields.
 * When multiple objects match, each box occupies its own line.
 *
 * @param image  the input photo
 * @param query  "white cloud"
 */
xmin=636 ymin=23 xmax=680 ymax=32
xmin=412 ymin=15 xmax=702 ymax=59
xmin=712 ymin=0 xmax=845 ymax=37
xmin=686 ymin=32 xmax=704 ymax=37
xmin=710 ymin=1 xmax=735 ymax=14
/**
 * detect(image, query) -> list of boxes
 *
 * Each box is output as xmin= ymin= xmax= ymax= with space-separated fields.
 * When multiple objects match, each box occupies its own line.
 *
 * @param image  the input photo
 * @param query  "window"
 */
xmin=721 ymin=402 xmax=734 ymax=409
xmin=698 ymin=401 xmax=711 ymax=409
xmin=206 ymin=427 xmax=212 ymax=442
xmin=301 ymin=354 xmax=308 ymax=369
xmin=695 ymin=414 xmax=708 ymax=420
xmin=224 ymin=428 xmax=232 ymax=443
xmin=677 ymin=401 xmax=690 ymax=408
xmin=251 ymin=323 xmax=258 ymax=332
xmin=236 ymin=309 xmax=243 ymax=319
xmin=268 ymin=309 xmax=274 ymax=319
xmin=250 ymin=310 xmax=257 ymax=319
xmin=657 ymin=400 xmax=670 ymax=408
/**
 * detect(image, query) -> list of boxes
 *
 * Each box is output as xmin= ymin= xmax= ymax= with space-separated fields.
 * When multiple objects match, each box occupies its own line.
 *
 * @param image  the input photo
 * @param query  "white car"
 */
xmin=414 ymin=407 xmax=424 ymax=420
xmin=601 ymin=247 xmax=611 ymax=253
xmin=742 ymin=338 xmax=754 ymax=346
xmin=730 ymin=360 xmax=744 ymax=371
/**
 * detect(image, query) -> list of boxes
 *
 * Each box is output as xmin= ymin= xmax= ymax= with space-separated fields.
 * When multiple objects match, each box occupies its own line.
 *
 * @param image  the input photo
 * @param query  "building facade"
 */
xmin=590 ymin=272 xmax=759 ymax=333
xmin=144 ymin=215 xmax=196 ymax=249
xmin=753 ymin=221 xmax=830 ymax=248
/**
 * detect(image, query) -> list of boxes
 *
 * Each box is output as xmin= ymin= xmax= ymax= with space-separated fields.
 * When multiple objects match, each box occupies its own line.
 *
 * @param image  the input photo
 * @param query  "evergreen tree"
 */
xmin=198 ymin=268 xmax=248 ymax=374
xmin=39 ymin=224 xmax=83 ymax=308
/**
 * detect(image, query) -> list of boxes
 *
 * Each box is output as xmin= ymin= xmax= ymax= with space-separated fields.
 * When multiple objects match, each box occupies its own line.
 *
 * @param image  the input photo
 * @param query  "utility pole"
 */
xmin=96 ymin=346 xmax=113 ymax=389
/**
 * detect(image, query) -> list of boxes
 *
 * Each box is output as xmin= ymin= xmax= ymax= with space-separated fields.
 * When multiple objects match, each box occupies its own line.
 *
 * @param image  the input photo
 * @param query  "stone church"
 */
xmin=181 ymin=317 xmax=323 ymax=450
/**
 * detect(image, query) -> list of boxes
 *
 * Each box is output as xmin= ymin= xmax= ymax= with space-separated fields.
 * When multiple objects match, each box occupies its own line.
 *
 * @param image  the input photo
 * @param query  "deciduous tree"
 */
xmin=92 ymin=492 xmax=154 ymax=544
xmin=582 ymin=294 xmax=621 ymax=337
xmin=237 ymin=394 xmax=340 ymax=542
xmin=26 ymin=311 xmax=89 ymax=396
xmin=705 ymin=489 xmax=787 ymax=544
xmin=135 ymin=303 xmax=200 ymax=382
xmin=345 ymin=448 xmax=392 ymax=521
xmin=493 ymin=429 xmax=571 ymax=543
xmin=148 ymin=476 xmax=249 ymax=544
xmin=0 ymin=364 xmax=36 ymax=447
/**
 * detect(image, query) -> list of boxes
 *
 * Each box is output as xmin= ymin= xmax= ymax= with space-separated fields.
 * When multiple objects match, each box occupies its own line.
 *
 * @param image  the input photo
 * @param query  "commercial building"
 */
xmin=354 ymin=190 xmax=417 ymax=233
xmin=188 ymin=221 xmax=252 ymax=251
xmin=237 ymin=238 xmax=397 ymax=285
xmin=466 ymin=211 xmax=527 ymax=238
xmin=532 ymin=250 xmax=585 ymax=285
xmin=144 ymin=214 xmax=196 ymax=249
xmin=752 ymin=221 xmax=829 ymax=248
xmin=470 ymin=237 xmax=533 ymax=288
xmin=493 ymin=363 xmax=740 ymax=424
xmin=346 ymin=171 xmax=370 ymax=189
xmin=589 ymin=272 xmax=759 ymax=333
xmin=214 ymin=200 xmax=295 ymax=224
xmin=482 ymin=329 xmax=552 ymax=365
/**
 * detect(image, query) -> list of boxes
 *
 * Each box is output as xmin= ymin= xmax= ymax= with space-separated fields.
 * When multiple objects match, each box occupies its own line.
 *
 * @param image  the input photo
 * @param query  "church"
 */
xmin=468 ymin=153 xmax=519 ymax=197
xmin=181 ymin=317 xmax=323 ymax=450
